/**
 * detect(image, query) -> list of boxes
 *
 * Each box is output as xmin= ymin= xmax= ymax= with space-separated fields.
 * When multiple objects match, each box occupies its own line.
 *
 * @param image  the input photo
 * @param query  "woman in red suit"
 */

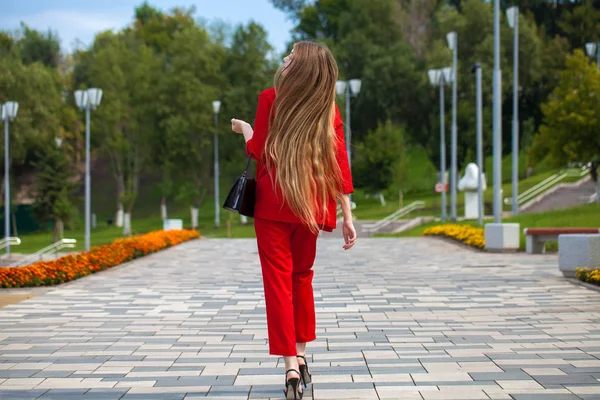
xmin=231 ymin=41 xmax=356 ymax=399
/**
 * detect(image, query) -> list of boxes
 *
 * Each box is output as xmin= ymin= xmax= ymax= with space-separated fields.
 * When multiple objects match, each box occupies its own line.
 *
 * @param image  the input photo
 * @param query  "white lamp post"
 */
xmin=586 ymin=42 xmax=600 ymax=69
xmin=336 ymin=79 xmax=361 ymax=172
xmin=2 ymin=101 xmax=18 ymax=256
xmin=507 ymin=6 xmax=519 ymax=215
xmin=212 ymin=100 xmax=221 ymax=228
xmin=447 ymin=31 xmax=458 ymax=222
xmin=74 ymin=88 xmax=102 ymax=251
xmin=471 ymin=63 xmax=484 ymax=226
xmin=428 ymin=67 xmax=453 ymax=222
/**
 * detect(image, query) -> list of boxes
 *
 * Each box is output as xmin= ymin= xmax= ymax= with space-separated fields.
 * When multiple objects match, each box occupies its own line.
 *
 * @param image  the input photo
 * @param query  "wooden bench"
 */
xmin=524 ymin=228 xmax=600 ymax=254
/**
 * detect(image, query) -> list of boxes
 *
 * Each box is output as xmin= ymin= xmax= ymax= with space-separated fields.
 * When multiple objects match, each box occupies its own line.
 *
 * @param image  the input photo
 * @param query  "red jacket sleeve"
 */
xmin=334 ymin=105 xmax=354 ymax=194
xmin=246 ymin=89 xmax=274 ymax=160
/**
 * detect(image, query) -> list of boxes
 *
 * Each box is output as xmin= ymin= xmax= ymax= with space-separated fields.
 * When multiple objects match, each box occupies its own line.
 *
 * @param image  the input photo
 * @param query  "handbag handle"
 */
xmin=244 ymin=153 xmax=253 ymax=174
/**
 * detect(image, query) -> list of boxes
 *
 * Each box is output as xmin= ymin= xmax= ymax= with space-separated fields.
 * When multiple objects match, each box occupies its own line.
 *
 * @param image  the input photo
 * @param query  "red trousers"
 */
xmin=254 ymin=217 xmax=318 ymax=356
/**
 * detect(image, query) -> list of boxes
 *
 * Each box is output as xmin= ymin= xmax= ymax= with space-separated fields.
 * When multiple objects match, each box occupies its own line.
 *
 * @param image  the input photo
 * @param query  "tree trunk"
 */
xmin=116 ymin=203 xmax=124 ymax=228
xmin=190 ymin=206 xmax=199 ymax=230
xmin=123 ymin=212 xmax=132 ymax=236
xmin=11 ymin=212 xmax=17 ymax=237
xmin=116 ymin=177 xmax=125 ymax=227
xmin=161 ymin=196 xmax=167 ymax=220
xmin=53 ymin=220 xmax=59 ymax=243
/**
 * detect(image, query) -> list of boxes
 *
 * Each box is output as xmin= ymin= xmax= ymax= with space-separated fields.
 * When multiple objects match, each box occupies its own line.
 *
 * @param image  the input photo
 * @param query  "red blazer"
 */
xmin=246 ymin=88 xmax=354 ymax=232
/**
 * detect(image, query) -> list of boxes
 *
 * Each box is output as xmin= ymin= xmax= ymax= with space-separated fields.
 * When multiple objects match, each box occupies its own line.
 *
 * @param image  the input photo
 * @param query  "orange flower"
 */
xmin=0 ymin=229 xmax=200 ymax=288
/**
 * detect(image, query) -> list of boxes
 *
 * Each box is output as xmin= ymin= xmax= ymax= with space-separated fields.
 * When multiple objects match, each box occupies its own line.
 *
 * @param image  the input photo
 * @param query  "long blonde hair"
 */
xmin=265 ymin=41 xmax=344 ymax=233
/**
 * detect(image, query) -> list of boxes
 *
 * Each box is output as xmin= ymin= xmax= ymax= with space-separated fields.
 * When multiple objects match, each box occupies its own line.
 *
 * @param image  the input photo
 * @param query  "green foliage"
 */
xmin=354 ymin=120 xmax=408 ymax=194
xmin=32 ymin=139 xmax=77 ymax=234
xmin=401 ymin=145 xmax=438 ymax=195
xmin=530 ymin=49 xmax=600 ymax=167
xmin=2 ymin=0 xmax=600 ymax=235
xmin=0 ymin=57 xmax=62 ymax=168
xmin=18 ymin=23 xmax=61 ymax=69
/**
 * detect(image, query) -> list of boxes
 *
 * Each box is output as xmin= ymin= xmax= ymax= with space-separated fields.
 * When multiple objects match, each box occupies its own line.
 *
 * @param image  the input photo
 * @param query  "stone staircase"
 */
xmin=521 ymin=177 xmax=597 ymax=214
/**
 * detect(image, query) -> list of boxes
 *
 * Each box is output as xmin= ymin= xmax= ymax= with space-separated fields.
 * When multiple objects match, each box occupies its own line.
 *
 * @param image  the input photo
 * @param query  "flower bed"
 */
xmin=0 ymin=229 xmax=200 ymax=288
xmin=423 ymin=224 xmax=485 ymax=249
xmin=576 ymin=267 xmax=600 ymax=286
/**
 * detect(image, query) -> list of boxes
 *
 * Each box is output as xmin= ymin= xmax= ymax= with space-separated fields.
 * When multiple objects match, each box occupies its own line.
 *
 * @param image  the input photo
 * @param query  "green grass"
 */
xmin=8 ymin=167 xmax=589 ymax=255
xmin=351 ymin=168 xmax=583 ymax=221
xmin=8 ymin=205 xmax=256 ymax=255
xmin=386 ymin=203 xmax=600 ymax=250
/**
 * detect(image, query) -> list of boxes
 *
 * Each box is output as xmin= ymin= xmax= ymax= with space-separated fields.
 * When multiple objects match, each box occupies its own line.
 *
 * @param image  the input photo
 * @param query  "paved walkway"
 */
xmin=1 ymin=238 xmax=599 ymax=400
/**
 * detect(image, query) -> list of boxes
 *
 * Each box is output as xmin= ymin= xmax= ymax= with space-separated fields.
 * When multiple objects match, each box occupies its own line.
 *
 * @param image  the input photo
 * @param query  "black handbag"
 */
xmin=223 ymin=153 xmax=256 ymax=218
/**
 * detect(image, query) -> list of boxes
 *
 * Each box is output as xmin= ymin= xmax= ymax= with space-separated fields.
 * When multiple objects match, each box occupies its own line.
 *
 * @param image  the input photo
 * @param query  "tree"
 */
xmin=529 ymin=49 xmax=600 ymax=167
xmin=354 ymin=120 xmax=408 ymax=195
xmin=32 ymin=139 xmax=77 ymax=242
xmin=558 ymin=0 xmax=600 ymax=50
xmin=160 ymin=25 xmax=223 ymax=229
xmin=269 ymin=0 xmax=309 ymax=15
xmin=220 ymin=22 xmax=276 ymax=186
xmin=132 ymin=5 xmax=199 ymax=220
xmin=86 ymin=31 xmax=161 ymax=235
xmin=18 ymin=23 xmax=61 ymax=69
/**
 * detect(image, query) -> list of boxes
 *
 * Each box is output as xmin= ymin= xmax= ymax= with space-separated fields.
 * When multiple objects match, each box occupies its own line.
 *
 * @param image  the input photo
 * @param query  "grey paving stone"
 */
xmin=471 ymin=371 xmax=533 ymax=380
xmin=0 ymin=389 xmax=48 ymax=399
xmin=535 ymin=374 xmax=599 ymax=385
xmin=1 ymin=238 xmax=598 ymax=399
xmin=512 ymin=395 xmax=581 ymax=400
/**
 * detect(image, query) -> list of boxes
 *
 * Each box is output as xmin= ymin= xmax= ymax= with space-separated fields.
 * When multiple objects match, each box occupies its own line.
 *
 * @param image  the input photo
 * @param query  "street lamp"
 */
xmin=336 ymin=79 xmax=361 ymax=172
xmin=585 ymin=41 xmax=600 ymax=69
xmin=74 ymin=88 xmax=102 ymax=251
xmin=492 ymin=0 xmax=502 ymax=223
xmin=212 ymin=100 xmax=221 ymax=228
xmin=447 ymin=31 xmax=458 ymax=222
xmin=507 ymin=6 xmax=519 ymax=215
xmin=471 ymin=63 xmax=484 ymax=226
xmin=2 ymin=101 xmax=18 ymax=256
xmin=428 ymin=67 xmax=453 ymax=222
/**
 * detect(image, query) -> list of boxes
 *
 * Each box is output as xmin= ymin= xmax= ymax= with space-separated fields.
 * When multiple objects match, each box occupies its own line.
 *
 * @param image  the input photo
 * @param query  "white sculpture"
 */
xmin=458 ymin=163 xmax=487 ymax=219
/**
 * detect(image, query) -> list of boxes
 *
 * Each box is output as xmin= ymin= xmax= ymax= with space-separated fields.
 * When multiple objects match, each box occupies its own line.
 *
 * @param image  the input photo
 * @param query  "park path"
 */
xmin=1 ymin=238 xmax=599 ymax=400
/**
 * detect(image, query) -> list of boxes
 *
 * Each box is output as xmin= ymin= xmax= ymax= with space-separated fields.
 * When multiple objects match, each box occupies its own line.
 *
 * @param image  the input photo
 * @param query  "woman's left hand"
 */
xmin=342 ymin=219 xmax=357 ymax=250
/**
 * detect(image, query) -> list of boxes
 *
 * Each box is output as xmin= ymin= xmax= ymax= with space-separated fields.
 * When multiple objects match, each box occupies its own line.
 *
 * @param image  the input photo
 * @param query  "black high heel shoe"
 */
xmin=284 ymin=369 xmax=303 ymax=400
xmin=297 ymin=355 xmax=312 ymax=387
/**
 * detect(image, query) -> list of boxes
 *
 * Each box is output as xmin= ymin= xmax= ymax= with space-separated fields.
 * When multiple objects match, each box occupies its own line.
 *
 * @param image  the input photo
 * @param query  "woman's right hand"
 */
xmin=231 ymin=118 xmax=250 ymax=134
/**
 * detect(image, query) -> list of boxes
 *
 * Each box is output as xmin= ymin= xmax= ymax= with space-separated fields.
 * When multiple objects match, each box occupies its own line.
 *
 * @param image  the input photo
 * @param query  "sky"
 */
xmin=0 ymin=0 xmax=295 ymax=55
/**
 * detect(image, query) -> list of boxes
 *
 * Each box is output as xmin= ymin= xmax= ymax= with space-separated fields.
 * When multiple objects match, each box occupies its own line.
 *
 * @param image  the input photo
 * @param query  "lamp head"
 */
xmin=336 ymin=81 xmax=347 ymax=96
xmin=3 ymin=102 xmax=18 ymax=121
xmin=506 ymin=6 xmax=518 ymax=29
xmin=74 ymin=90 xmax=88 ymax=110
xmin=212 ymin=100 xmax=221 ymax=114
xmin=442 ymin=67 xmax=453 ymax=84
xmin=447 ymin=32 xmax=457 ymax=51
xmin=88 ymin=88 xmax=103 ymax=109
xmin=428 ymin=69 xmax=440 ymax=86
xmin=586 ymin=42 xmax=598 ymax=58
xmin=349 ymin=79 xmax=362 ymax=96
